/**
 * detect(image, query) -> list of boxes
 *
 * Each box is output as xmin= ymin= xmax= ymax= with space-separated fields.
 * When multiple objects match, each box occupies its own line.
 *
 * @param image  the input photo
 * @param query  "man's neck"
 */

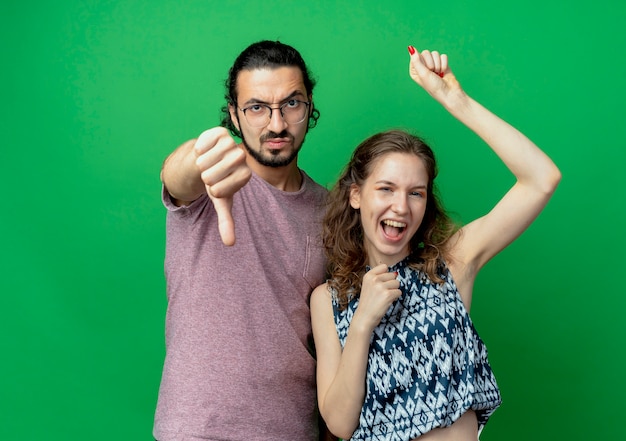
xmin=248 ymin=159 xmax=303 ymax=192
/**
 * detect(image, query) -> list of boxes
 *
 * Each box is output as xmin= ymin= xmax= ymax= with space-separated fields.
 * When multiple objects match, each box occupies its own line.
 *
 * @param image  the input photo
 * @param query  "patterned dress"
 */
xmin=332 ymin=257 xmax=501 ymax=441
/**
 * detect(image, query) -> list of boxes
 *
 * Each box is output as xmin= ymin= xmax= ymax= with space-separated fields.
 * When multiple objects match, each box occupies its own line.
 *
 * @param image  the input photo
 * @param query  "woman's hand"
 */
xmin=407 ymin=45 xmax=464 ymax=106
xmin=353 ymin=264 xmax=401 ymax=333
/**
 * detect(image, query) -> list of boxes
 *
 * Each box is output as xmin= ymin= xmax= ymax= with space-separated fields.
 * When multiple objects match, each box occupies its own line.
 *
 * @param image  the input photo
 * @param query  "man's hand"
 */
xmin=194 ymin=127 xmax=251 ymax=246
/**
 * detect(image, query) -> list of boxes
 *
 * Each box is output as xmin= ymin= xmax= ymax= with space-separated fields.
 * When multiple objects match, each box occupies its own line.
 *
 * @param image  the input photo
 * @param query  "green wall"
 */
xmin=2 ymin=1 xmax=624 ymax=439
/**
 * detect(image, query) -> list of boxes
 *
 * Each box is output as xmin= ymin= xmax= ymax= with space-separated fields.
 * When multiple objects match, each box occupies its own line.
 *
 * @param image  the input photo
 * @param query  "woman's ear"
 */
xmin=349 ymin=184 xmax=361 ymax=209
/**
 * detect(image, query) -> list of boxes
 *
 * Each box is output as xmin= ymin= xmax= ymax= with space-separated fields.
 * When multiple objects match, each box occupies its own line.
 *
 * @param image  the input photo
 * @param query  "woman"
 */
xmin=311 ymin=46 xmax=561 ymax=441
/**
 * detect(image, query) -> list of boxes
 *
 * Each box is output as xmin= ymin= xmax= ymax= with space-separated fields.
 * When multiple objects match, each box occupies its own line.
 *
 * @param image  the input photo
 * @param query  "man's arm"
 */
xmin=161 ymin=139 xmax=205 ymax=206
xmin=161 ymin=127 xmax=251 ymax=245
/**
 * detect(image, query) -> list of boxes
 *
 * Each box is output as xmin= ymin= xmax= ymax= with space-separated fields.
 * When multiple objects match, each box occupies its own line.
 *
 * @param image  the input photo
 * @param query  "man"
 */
xmin=154 ymin=41 xmax=331 ymax=440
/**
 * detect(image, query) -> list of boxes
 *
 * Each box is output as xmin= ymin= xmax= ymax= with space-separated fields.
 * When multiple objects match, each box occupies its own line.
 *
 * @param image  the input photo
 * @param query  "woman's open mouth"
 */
xmin=381 ymin=219 xmax=407 ymax=238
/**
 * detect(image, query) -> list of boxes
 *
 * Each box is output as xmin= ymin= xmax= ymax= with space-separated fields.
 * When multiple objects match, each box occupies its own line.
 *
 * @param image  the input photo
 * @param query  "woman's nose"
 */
xmin=392 ymin=195 xmax=408 ymax=214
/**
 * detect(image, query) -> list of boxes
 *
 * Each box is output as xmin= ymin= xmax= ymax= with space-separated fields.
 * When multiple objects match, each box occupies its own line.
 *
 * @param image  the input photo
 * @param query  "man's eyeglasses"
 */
xmin=238 ymin=99 xmax=310 ymax=127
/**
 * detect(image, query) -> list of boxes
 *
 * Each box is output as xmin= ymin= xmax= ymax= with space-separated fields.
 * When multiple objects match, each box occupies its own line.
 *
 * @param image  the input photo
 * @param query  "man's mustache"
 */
xmin=260 ymin=130 xmax=292 ymax=142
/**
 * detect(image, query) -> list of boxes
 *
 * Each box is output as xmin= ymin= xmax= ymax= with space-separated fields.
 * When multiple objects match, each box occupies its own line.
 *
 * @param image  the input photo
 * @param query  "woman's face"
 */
xmin=350 ymin=152 xmax=429 ymax=267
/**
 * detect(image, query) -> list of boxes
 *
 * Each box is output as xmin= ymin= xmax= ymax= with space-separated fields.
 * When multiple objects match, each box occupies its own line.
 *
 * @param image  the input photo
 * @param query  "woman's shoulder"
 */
xmin=312 ymin=282 xmax=335 ymax=305
xmin=312 ymin=281 xmax=330 ymax=295
xmin=312 ymin=281 xmax=344 ymax=311
xmin=311 ymin=282 xmax=338 ymax=325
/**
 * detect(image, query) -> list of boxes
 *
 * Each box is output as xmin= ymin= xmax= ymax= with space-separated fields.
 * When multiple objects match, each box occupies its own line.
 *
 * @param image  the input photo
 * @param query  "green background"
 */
xmin=2 ymin=1 xmax=624 ymax=440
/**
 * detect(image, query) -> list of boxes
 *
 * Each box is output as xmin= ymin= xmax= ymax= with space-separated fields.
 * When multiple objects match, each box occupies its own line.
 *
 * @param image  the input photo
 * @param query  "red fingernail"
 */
xmin=407 ymin=45 xmax=416 ymax=55
xmin=438 ymin=72 xmax=444 ymax=78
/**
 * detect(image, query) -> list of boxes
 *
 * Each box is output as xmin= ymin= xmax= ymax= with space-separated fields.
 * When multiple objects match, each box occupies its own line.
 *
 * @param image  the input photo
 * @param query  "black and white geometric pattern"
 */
xmin=332 ymin=258 xmax=501 ymax=441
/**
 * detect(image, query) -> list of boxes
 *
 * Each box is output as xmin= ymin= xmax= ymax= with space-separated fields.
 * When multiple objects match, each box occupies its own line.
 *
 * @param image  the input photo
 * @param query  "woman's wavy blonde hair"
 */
xmin=323 ymin=130 xmax=459 ymax=309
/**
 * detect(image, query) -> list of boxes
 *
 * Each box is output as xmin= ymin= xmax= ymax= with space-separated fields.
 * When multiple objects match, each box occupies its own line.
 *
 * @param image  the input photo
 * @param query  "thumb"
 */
xmin=209 ymin=191 xmax=236 ymax=246
xmin=370 ymin=263 xmax=390 ymax=275
xmin=410 ymin=55 xmax=437 ymax=85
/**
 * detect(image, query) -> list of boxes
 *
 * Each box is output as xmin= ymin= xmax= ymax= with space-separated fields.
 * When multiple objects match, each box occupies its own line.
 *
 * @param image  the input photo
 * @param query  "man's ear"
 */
xmin=349 ymin=183 xmax=361 ymax=209
xmin=229 ymin=104 xmax=240 ymax=131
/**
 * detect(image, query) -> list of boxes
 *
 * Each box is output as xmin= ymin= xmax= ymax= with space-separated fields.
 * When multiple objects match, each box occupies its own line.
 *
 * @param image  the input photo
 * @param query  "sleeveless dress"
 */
xmin=332 ymin=257 xmax=501 ymax=441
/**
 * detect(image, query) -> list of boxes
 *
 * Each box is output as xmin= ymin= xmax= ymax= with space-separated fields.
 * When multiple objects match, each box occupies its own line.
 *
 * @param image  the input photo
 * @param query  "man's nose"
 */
xmin=267 ymin=108 xmax=288 ymax=132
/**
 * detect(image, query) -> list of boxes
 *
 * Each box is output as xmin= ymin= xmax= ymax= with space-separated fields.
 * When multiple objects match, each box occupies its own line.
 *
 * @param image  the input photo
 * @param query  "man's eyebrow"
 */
xmin=241 ymin=91 xmax=306 ymax=106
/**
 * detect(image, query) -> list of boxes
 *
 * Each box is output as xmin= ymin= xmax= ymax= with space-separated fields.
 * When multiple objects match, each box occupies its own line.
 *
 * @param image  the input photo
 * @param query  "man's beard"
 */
xmin=241 ymin=130 xmax=303 ymax=168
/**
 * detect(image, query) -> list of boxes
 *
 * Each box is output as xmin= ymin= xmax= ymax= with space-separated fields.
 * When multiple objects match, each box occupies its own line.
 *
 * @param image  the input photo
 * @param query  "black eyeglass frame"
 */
xmin=237 ymin=99 xmax=311 ymax=127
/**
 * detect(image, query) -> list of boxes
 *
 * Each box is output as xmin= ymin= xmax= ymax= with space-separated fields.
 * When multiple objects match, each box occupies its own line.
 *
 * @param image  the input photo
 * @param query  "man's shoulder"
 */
xmin=301 ymin=170 xmax=328 ymax=194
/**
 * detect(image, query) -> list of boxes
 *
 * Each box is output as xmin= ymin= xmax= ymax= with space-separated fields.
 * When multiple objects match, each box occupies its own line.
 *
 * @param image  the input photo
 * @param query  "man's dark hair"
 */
xmin=220 ymin=40 xmax=320 ymax=138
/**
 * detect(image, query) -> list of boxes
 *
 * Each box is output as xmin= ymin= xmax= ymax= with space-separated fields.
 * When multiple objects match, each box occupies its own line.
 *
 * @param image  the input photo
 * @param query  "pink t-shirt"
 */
xmin=154 ymin=171 xmax=328 ymax=441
